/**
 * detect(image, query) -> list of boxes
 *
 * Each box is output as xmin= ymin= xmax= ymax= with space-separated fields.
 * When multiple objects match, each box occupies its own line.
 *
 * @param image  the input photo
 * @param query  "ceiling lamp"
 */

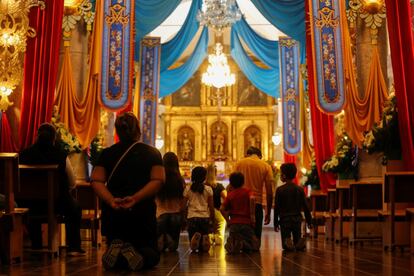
xmin=202 ymin=43 xmax=235 ymax=89
xmin=362 ymin=0 xmax=383 ymax=14
xmin=197 ymin=0 xmax=242 ymax=34
xmin=272 ymin=131 xmax=282 ymax=146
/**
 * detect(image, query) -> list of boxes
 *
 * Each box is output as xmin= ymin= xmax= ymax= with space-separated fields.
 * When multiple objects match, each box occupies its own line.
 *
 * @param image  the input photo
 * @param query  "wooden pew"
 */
xmin=334 ymin=186 xmax=352 ymax=243
xmin=16 ymin=164 xmax=60 ymax=256
xmin=74 ymin=180 xmax=101 ymax=247
xmin=381 ymin=172 xmax=414 ymax=251
xmin=0 ymin=153 xmax=28 ymax=264
xmin=324 ymin=189 xmax=336 ymax=241
xmin=309 ymin=190 xmax=328 ymax=238
xmin=349 ymin=181 xmax=382 ymax=245
xmin=406 ymin=208 xmax=414 ymax=254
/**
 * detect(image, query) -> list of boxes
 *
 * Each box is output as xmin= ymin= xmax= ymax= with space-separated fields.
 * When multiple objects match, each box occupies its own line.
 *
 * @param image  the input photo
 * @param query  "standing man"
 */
xmin=234 ymin=146 xmax=274 ymax=245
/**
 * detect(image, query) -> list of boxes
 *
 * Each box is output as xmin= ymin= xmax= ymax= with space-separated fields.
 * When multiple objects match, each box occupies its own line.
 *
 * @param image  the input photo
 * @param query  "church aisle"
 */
xmin=1 ymin=226 xmax=413 ymax=275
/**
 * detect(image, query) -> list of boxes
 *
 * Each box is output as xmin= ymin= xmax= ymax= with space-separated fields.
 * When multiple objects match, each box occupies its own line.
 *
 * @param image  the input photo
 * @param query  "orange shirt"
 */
xmin=234 ymin=155 xmax=274 ymax=204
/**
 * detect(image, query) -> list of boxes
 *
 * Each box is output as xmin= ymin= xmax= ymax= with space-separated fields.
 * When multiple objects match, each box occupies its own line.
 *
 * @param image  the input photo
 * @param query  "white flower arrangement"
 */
xmin=362 ymin=92 xmax=401 ymax=163
xmin=51 ymin=106 xmax=82 ymax=154
xmin=322 ymin=132 xmax=358 ymax=179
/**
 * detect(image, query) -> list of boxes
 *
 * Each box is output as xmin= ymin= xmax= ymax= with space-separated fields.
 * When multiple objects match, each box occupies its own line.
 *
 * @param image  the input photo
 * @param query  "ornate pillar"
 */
xmin=232 ymin=120 xmax=237 ymax=161
xmin=348 ymin=0 xmax=388 ymax=96
xmin=201 ymin=118 xmax=207 ymax=161
xmin=139 ymin=37 xmax=161 ymax=145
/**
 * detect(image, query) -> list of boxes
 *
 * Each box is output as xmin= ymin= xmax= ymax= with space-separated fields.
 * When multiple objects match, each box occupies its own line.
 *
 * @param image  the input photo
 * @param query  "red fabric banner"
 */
xmin=19 ymin=0 xmax=64 ymax=150
xmin=305 ymin=0 xmax=336 ymax=191
xmin=0 ymin=113 xmax=19 ymax=152
xmin=283 ymin=152 xmax=297 ymax=164
xmin=385 ymin=0 xmax=414 ymax=170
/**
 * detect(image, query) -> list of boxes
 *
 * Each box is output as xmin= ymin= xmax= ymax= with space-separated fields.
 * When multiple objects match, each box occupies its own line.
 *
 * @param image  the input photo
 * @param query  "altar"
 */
xmin=160 ymin=62 xmax=277 ymax=171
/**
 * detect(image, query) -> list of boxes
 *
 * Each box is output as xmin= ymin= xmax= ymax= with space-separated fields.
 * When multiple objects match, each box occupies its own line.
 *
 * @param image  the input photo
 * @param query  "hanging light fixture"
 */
xmin=202 ymin=43 xmax=235 ymax=88
xmin=0 ymin=0 xmax=45 ymax=111
xmin=197 ymin=0 xmax=242 ymax=34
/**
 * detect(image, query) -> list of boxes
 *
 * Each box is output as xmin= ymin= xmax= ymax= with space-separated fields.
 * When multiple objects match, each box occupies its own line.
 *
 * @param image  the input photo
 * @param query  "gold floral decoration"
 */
xmin=348 ymin=0 xmax=386 ymax=45
xmin=0 ymin=0 xmax=45 ymax=111
xmin=62 ymin=0 xmax=95 ymax=46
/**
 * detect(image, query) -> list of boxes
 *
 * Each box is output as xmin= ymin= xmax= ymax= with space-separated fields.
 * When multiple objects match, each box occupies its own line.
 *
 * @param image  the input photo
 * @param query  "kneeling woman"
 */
xmin=91 ymin=112 xmax=165 ymax=271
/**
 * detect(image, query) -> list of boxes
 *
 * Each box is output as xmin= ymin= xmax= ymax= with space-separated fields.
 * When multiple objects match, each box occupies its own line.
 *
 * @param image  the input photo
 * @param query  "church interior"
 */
xmin=0 ymin=0 xmax=414 ymax=275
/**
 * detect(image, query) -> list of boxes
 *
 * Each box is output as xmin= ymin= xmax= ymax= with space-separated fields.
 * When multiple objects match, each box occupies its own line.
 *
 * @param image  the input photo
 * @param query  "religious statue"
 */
xmin=248 ymin=132 xmax=259 ymax=148
xmin=213 ymin=130 xmax=225 ymax=155
xmin=181 ymin=132 xmax=193 ymax=161
xmin=244 ymin=126 xmax=262 ymax=153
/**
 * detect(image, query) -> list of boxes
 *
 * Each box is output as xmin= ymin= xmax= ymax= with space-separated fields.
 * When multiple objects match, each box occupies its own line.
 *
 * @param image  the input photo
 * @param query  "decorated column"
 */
xmin=139 ymin=37 xmax=161 ymax=146
xmin=279 ymin=37 xmax=301 ymax=156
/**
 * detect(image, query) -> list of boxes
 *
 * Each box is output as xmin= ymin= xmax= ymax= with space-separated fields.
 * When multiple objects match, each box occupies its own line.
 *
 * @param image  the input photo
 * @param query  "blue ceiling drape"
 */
xmin=135 ymin=0 xmax=181 ymax=60
xmin=250 ymin=0 xmax=305 ymax=46
xmin=160 ymin=0 xmax=202 ymax=72
xmin=250 ymin=0 xmax=306 ymax=62
xmin=160 ymin=27 xmax=209 ymax=97
xmin=230 ymin=28 xmax=279 ymax=97
xmin=232 ymin=16 xmax=279 ymax=69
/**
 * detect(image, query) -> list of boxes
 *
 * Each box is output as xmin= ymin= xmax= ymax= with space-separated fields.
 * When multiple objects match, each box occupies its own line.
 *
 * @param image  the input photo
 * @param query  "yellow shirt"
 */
xmin=234 ymin=155 xmax=274 ymax=204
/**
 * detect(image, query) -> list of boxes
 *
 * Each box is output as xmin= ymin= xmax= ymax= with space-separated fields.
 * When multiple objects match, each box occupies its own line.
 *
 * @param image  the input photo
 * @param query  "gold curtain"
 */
xmin=54 ymin=0 xmax=103 ymax=148
xmin=341 ymin=8 xmax=388 ymax=148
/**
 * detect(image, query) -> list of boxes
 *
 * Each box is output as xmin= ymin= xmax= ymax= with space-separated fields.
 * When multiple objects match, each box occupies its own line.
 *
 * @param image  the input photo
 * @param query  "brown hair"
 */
xmin=37 ymin=123 xmax=56 ymax=147
xmin=115 ymin=112 xmax=141 ymax=142
xmin=205 ymin=163 xmax=217 ymax=188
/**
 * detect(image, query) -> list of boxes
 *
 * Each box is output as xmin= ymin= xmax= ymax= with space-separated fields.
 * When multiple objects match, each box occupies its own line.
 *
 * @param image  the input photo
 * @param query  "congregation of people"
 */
xmin=11 ymin=112 xmax=312 ymax=272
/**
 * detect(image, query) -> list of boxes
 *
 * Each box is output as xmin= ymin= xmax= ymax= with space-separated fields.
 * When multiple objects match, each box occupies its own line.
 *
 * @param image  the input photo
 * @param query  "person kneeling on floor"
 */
xmin=274 ymin=163 xmax=312 ymax=252
xmin=221 ymin=172 xmax=259 ymax=254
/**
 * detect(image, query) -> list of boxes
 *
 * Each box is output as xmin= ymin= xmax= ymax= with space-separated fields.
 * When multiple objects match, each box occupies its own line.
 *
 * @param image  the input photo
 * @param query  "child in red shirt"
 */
xmin=221 ymin=172 xmax=259 ymax=254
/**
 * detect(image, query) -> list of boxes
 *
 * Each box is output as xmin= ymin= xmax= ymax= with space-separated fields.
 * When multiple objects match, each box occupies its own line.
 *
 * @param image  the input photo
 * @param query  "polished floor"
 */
xmin=1 ymin=226 xmax=414 ymax=275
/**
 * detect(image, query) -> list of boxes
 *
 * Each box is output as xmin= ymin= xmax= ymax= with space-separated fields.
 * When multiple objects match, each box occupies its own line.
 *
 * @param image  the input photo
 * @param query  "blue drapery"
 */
xmin=160 ymin=0 xmax=202 ymax=72
xmin=230 ymin=28 xmax=279 ymax=97
xmin=135 ymin=0 xmax=181 ymax=59
xmin=250 ymin=0 xmax=305 ymax=45
xmin=160 ymin=27 xmax=209 ymax=97
xmin=232 ymin=16 xmax=279 ymax=69
xmin=250 ymin=0 xmax=306 ymax=62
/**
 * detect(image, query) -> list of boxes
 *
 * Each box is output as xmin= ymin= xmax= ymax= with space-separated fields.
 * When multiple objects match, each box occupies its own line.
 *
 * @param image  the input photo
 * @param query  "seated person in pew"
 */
xmin=91 ymin=112 xmax=165 ymax=271
xmin=19 ymin=123 xmax=84 ymax=256
xmin=274 ymin=163 xmax=312 ymax=252
xmin=0 ymin=193 xmax=17 ymax=210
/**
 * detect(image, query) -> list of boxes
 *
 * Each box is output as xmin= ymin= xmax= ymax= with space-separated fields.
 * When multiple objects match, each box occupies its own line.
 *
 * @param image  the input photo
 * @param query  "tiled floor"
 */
xmin=1 ymin=226 xmax=414 ymax=275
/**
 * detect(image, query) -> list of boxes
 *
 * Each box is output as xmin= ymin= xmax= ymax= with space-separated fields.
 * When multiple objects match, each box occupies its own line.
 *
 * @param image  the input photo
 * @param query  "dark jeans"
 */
xmin=26 ymin=195 xmax=82 ymax=249
xmin=280 ymin=215 xmax=302 ymax=249
xmin=254 ymin=204 xmax=264 ymax=240
xmin=228 ymin=224 xmax=259 ymax=252
xmin=110 ymin=243 xmax=160 ymax=270
xmin=157 ymin=212 xmax=182 ymax=250
xmin=187 ymin=217 xmax=210 ymax=242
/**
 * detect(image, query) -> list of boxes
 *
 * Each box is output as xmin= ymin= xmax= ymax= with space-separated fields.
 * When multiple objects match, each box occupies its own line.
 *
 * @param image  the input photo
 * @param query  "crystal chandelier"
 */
xmin=202 ymin=43 xmax=235 ymax=88
xmin=197 ymin=0 xmax=242 ymax=34
xmin=0 ymin=0 xmax=45 ymax=111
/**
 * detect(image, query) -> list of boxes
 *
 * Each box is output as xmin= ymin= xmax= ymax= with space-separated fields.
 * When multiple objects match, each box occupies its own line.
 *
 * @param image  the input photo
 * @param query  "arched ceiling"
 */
xmin=148 ymin=0 xmax=286 ymax=60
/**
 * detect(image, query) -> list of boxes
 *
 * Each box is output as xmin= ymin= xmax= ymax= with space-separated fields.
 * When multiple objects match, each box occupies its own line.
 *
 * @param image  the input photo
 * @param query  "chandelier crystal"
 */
xmin=202 ymin=43 xmax=235 ymax=89
xmin=197 ymin=0 xmax=242 ymax=34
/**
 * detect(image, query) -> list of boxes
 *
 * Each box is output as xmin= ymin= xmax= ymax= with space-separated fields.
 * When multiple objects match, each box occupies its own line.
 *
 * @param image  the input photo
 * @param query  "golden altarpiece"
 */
xmin=160 ymin=63 xmax=277 ymax=177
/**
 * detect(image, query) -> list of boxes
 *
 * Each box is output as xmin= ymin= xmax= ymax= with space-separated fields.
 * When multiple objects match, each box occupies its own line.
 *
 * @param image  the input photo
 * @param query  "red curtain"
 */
xmin=305 ymin=0 xmax=336 ymax=191
xmin=385 ymin=0 xmax=414 ymax=170
xmin=283 ymin=152 xmax=296 ymax=164
xmin=19 ymin=0 xmax=64 ymax=150
xmin=0 ymin=113 xmax=19 ymax=152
